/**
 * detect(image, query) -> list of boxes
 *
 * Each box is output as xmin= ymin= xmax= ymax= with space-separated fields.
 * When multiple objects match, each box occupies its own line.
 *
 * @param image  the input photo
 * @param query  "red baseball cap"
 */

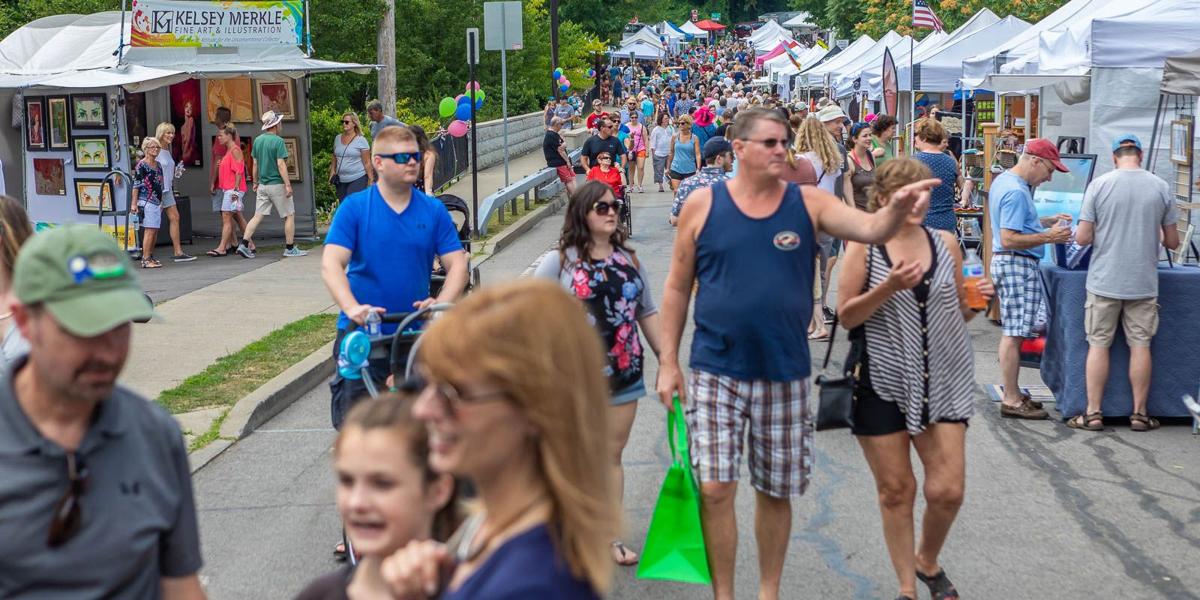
xmin=1023 ymin=138 xmax=1069 ymax=172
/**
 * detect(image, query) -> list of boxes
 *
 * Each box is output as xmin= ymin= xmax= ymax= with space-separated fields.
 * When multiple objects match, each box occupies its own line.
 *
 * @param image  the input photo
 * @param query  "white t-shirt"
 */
xmin=155 ymin=150 xmax=176 ymax=195
xmin=803 ymin=151 xmax=843 ymax=196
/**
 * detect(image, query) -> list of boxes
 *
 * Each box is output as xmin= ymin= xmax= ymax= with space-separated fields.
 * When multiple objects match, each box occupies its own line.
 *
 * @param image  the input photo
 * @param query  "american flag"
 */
xmin=913 ymin=0 xmax=944 ymax=31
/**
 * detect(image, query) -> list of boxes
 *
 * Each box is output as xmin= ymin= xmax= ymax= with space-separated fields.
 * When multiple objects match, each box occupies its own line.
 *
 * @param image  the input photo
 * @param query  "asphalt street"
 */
xmin=193 ymin=186 xmax=1200 ymax=599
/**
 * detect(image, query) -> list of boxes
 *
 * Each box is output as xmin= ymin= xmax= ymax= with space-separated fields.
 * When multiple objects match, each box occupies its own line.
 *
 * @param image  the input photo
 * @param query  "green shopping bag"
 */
xmin=636 ymin=395 xmax=712 ymax=584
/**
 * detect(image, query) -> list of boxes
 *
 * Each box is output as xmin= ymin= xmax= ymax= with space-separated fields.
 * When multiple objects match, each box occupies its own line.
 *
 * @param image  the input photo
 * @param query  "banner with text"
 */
xmin=131 ymin=0 xmax=304 ymax=48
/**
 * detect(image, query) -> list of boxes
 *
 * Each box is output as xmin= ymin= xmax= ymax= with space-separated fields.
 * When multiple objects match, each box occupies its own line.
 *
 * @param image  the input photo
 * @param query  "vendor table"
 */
xmin=1040 ymin=264 xmax=1200 ymax=418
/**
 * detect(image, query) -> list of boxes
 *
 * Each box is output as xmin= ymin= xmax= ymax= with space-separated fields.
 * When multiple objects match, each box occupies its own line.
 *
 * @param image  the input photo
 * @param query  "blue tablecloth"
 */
xmin=1040 ymin=264 xmax=1200 ymax=418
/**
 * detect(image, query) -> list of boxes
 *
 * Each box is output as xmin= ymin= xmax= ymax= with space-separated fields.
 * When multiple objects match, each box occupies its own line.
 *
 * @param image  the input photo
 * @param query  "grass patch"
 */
xmin=188 ymin=408 xmax=231 ymax=453
xmin=158 ymin=312 xmax=338 ymax=415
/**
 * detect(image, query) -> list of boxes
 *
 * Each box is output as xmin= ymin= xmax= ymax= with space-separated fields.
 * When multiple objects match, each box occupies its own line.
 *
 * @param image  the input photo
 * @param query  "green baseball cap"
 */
xmin=13 ymin=225 xmax=155 ymax=337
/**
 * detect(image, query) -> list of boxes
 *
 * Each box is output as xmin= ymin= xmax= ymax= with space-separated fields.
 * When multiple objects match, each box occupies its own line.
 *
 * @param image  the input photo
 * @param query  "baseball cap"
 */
xmin=13 ymin=226 xmax=155 ymax=337
xmin=703 ymin=136 xmax=733 ymax=160
xmin=260 ymin=110 xmax=284 ymax=130
xmin=1111 ymin=133 xmax=1143 ymax=153
xmin=817 ymin=104 xmax=847 ymax=123
xmin=1023 ymin=138 xmax=1069 ymax=173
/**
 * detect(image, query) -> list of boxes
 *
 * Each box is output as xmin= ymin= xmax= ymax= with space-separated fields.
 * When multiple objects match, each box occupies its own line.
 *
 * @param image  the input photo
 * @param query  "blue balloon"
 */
xmin=560 ymin=84 xmax=569 ymax=93
xmin=475 ymin=96 xmax=484 ymax=110
xmin=455 ymin=102 xmax=472 ymax=121
xmin=457 ymin=95 xmax=471 ymax=105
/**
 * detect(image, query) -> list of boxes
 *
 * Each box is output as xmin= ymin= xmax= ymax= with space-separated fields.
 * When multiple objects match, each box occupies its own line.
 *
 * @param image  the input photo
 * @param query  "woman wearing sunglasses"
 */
xmin=534 ymin=179 xmax=661 ymax=566
xmin=330 ymin=112 xmax=373 ymax=202
xmin=380 ymin=279 xmax=617 ymax=598
xmin=665 ymin=114 xmax=700 ymax=193
xmin=132 ymin=136 xmax=166 ymax=268
xmin=585 ymin=151 xmax=625 ymax=199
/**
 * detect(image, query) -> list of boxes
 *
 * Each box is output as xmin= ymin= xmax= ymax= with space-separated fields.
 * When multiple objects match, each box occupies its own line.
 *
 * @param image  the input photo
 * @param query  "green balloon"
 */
xmin=474 ymin=89 xmax=486 ymax=103
xmin=439 ymin=97 xmax=456 ymax=118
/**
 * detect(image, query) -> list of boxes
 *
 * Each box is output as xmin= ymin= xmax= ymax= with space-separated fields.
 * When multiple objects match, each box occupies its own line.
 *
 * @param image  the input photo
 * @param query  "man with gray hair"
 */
xmin=543 ymin=116 xmax=576 ymax=194
xmin=365 ymin=99 xmax=404 ymax=138
xmin=989 ymin=138 xmax=1074 ymax=419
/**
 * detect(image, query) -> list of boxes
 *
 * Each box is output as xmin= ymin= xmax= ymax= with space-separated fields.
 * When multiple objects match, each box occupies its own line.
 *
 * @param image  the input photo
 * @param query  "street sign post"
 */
xmin=484 ymin=1 xmax=522 ymax=186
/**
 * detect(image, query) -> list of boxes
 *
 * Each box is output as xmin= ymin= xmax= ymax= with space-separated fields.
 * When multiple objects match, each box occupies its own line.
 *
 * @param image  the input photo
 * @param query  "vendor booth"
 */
xmin=0 ymin=8 xmax=371 ymax=243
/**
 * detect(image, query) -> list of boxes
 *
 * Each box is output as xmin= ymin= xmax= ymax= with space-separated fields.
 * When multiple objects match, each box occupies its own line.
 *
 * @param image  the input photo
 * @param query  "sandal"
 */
xmin=611 ymin=541 xmax=639 ymax=566
xmin=1066 ymin=412 xmax=1103 ymax=431
xmin=205 ymin=249 xmax=226 ymax=257
xmin=333 ymin=541 xmax=347 ymax=561
xmin=1129 ymin=412 xmax=1160 ymax=432
xmin=141 ymin=259 xmax=162 ymax=269
xmin=916 ymin=568 xmax=960 ymax=600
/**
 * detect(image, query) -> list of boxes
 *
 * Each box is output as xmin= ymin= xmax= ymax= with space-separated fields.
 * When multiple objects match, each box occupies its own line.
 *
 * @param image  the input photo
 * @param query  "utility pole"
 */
xmin=550 ymin=0 xmax=560 ymax=100
xmin=377 ymin=0 xmax=397 ymax=113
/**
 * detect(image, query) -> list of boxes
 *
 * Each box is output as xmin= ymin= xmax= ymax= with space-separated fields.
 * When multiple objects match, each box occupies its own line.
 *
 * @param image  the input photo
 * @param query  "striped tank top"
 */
xmin=861 ymin=228 xmax=975 ymax=435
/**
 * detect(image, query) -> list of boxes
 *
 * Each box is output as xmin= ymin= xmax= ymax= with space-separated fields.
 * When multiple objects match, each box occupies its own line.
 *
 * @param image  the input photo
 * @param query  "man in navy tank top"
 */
xmin=657 ymin=108 xmax=940 ymax=600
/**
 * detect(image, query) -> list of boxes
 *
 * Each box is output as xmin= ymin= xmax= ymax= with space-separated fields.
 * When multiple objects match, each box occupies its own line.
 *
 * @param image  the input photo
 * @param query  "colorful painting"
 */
xmin=1171 ymin=118 xmax=1193 ymax=166
xmin=282 ymin=136 xmax=302 ymax=181
xmin=70 ymin=94 xmax=108 ymax=129
xmin=33 ymin=158 xmax=66 ymax=196
xmin=169 ymin=79 xmax=203 ymax=167
xmin=124 ymin=92 xmax=148 ymax=146
xmin=256 ymin=80 xmax=296 ymax=121
xmin=73 ymin=136 xmax=112 ymax=171
xmin=74 ymin=179 xmax=115 ymax=214
xmin=24 ymin=96 xmax=46 ymax=151
xmin=207 ymin=78 xmax=254 ymax=123
xmin=47 ymin=96 xmax=70 ymax=149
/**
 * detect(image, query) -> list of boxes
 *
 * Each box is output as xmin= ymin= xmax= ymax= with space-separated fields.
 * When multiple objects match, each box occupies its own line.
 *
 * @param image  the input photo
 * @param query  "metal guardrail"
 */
xmin=476 ymin=148 xmax=581 ymax=236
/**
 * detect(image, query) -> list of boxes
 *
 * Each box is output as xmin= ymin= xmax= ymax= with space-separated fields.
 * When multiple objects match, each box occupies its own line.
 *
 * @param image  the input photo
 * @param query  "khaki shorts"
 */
xmin=1084 ymin=293 xmax=1159 ymax=348
xmin=255 ymin=183 xmax=295 ymax=217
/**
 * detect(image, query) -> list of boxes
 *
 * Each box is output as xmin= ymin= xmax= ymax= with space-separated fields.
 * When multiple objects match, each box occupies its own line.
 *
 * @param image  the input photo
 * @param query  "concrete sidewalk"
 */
xmin=125 ymin=147 xmax=554 ymax=413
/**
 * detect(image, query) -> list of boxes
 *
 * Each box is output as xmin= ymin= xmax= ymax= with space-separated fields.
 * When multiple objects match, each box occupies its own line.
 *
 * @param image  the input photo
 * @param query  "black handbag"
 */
xmin=813 ymin=250 xmax=872 ymax=431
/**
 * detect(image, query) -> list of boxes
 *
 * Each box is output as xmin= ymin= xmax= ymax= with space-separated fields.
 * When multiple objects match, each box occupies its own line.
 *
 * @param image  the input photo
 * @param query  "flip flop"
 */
xmin=611 ymin=541 xmax=639 ymax=566
xmin=808 ymin=331 xmax=830 ymax=341
xmin=206 ymin=250 xmax=226 ymax=257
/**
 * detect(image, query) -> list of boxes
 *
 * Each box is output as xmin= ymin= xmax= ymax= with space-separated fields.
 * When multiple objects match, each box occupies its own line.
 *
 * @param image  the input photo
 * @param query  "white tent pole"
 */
xmin=908 ymin=36 xmax=915 ymax=155
xmin=117 ymin=0 xmax=128 ymax=64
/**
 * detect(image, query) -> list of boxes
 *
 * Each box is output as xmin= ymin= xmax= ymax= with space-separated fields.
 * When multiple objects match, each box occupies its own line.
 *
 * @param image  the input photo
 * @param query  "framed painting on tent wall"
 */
xmin=73 ymin=136 xmax=111 ymax=172
xmin=1171 ymin=118 xmax=1193 ymax=166
xmin=47 ymin=96 xmax=70 ymax=149
xmin=74 ymin=178 xmax=115 ymax=214
xmin=24 ymin=96 xmax=46 ymax=151
xmin=256 ymin=80 xmax=296 ymax=121
xmin=70 ymin=94 xmax=108 ymax=129
xmin=169 ymin=79 xmax=203 ymax=167
xmin=282 ymin=137 xmax=302 ymax=181
xmin=207 ymin=78 xmax=254 ymax=123
xmin=33 ymin=158 xmax=66 ymax=196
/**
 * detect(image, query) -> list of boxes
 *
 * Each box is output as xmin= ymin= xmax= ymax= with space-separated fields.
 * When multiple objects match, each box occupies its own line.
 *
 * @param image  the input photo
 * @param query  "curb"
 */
xmin=187 ymin=341 xmax=335 ymax=474
xmin=480 ymin=190 xmax=568 ymax=258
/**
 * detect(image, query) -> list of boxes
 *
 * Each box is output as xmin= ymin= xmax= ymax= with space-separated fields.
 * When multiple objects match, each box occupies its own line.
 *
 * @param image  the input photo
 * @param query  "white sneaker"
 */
xmin=282 ymin=247 xmax=308 ymax=257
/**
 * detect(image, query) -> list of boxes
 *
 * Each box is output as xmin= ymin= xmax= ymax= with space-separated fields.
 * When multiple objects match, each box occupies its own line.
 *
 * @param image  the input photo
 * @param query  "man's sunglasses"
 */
xmin=341 ymin=120 xmax=353 ymax=125
xmin=746 ymin=138 xmax=790 ymax=149
xmin=592 ymin=199 xmax=624 ymax=215
xmin=378 ymin=151 xmax=422 ymax=164
xmin=47 ymin=452 xmax=88 ymax=548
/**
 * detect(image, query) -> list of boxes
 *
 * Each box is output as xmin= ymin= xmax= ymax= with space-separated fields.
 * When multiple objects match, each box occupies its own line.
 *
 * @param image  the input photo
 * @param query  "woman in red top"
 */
xmin=586 ymin=152 xmax=625 ymax=198
xmin=208 ymin=125 xmax=247 ymax=257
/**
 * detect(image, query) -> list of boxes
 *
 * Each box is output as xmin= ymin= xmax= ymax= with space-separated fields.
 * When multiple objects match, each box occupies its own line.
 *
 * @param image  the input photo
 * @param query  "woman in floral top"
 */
xmin=534 ymin=180 xmax=661 ymax=568
xmin=133 ymin=136 xmax=166 ymax=268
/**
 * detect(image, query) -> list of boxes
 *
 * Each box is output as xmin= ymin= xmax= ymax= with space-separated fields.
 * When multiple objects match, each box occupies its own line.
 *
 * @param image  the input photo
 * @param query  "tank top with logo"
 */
xmin=691 ymin=181 xmax=817 ymax=381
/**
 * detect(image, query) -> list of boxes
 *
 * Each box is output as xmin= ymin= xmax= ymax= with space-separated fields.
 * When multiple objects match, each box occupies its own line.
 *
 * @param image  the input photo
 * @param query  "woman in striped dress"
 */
xmin=837 ymin=158 xmax=994 ymax=600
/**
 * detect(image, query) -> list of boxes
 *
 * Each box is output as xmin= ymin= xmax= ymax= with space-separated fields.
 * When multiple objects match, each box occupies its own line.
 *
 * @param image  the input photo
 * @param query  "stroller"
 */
xmin=431 ymin=194 xmax=480 ymax=298
xmin=335 ymin=303 xmax=454 ymax=565
xmin=612 ymin=184 xmax=633 ymax=237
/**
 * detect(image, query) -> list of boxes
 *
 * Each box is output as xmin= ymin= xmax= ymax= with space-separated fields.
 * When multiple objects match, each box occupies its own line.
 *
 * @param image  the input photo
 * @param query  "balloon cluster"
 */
xmin=438 ymin=82 xmax=487 ymax=138
xmin=587 ymin=68 xmax=596 ymax=78
xmin=553 ymin=67 xmax=570 ymax=93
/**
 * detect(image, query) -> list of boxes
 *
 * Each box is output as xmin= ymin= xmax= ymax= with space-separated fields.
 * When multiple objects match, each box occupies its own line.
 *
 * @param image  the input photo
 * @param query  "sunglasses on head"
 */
xmin=591 ymin=199 xmax=623 ymax=215
xmin=47 ymin=452 xmax=88 ymax=548
xmin=378 ymin=151 xmax=422 ymax=164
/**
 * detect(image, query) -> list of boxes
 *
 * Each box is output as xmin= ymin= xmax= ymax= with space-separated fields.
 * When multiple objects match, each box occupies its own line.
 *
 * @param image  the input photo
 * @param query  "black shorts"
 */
xmin=668 ymin=169 xmax=695 ymax=181
xmin=850 ymin=364 xmax=968 ymax=436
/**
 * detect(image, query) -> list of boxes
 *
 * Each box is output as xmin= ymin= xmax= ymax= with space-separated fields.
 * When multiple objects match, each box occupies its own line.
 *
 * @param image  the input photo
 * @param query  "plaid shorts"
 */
xmin=991 ymin=253 xmax=1042 ymax=338
xmin=686 ymin=370 xmax=814 ymax=498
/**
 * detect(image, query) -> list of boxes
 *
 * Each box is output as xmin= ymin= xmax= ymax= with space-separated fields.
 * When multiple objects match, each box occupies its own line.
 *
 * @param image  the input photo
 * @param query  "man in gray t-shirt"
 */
xmin=0 ymin=227 xmax=204 ymax=598
xmin=1072 ymin=134 xmax=1180 ymax=431
xmin=366 ymin=99 xmax=405 ymax=138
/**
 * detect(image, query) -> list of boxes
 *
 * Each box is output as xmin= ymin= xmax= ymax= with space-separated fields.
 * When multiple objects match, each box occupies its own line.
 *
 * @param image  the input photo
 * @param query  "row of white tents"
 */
xmin=759 ymin=0 xmax=1200 ymax=178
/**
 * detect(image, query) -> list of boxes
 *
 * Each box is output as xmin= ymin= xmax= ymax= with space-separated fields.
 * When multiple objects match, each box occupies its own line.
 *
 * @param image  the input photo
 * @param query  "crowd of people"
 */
xmin=0 ymin=27 xmax=1185 ymax=600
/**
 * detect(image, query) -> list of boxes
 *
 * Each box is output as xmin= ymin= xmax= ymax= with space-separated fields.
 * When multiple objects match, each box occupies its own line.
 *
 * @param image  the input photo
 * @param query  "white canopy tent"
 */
xmin=679 ymin=21 xmax=706 ymax=37
xmin=0 ymin=12 xmax=372 ymax=237
xmin=860 ymin=9 xmax=1001 ymax=97
xmin=820 ymin=32 xmax=907 ymax=96
xmin=749 ymin=20 xmax=789 ymax=45
xmin=782 ymin=13 xmax=818 ymax=30
xmin=832 ymin=32 xmax=940 ymax=99
xmin=620 ymin=27 xmax=667 ymax=52
xmin=798 ymin=35 xmax=877 ymax=88
xmin=657 ymin=21 xmax=690 ymax=41
xmin=764 ymin=44 xmax=824 ymax=75
xmin=611 ymin=42 xmax=665 ymax=60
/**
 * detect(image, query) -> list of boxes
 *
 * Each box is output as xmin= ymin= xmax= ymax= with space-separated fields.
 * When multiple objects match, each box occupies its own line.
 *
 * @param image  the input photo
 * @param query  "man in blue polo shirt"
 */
xmin=321 ymin=125 xmax=468 ymax=428
xmin=989 ymin=138 xmax=1072 ymax=420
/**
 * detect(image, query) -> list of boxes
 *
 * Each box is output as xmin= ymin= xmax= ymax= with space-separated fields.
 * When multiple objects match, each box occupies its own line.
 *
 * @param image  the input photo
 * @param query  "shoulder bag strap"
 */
xmin=821 ymin=246 xmax=875 ymax=370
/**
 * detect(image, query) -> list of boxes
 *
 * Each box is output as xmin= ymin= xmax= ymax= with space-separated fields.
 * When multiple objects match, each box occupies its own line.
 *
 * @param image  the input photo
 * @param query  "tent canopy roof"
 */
xmin=961 ymin=0 xmax=1108 ymax=87
xmin=621 ymin=27 xmax=666 ymax=50
xmin=694 ymin=19 xmax=726 ymax=31
xmin=782 ymin=13 xmax=817 ymax=28
xmin=0 ymin=12 xmax=371 ymax=91
xmin=611 ymin=42 xmax=664 ymax=60
xmin=679 ymin=21 xmax=706 ymax=36
xmin=1162 ymin=48 xmax=1200 ymax=95
xmin=658 ymin=21 xmax=691 ymax=40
